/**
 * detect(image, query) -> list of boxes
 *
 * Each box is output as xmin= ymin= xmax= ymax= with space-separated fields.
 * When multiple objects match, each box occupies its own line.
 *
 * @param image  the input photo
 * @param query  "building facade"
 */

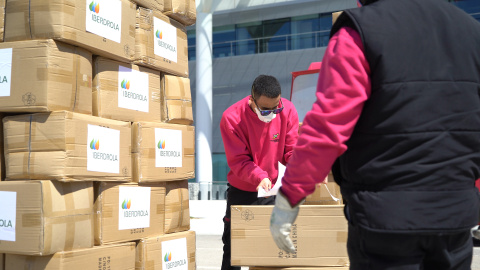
xmin=187 ymin=0 xmax=480 ymax=200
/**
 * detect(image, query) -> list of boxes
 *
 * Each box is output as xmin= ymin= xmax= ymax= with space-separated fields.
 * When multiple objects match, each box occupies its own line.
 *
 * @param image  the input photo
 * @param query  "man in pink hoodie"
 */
xmin=270 ymin=0 xmax=480 ymax=269
xmin=220 ymin=74 xmax=299 ymax=270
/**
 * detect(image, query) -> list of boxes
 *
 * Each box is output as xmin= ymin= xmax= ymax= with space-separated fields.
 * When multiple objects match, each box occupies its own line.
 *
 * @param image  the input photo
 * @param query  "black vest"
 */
xmin=331 ymin=0 xmax=480 ymax=233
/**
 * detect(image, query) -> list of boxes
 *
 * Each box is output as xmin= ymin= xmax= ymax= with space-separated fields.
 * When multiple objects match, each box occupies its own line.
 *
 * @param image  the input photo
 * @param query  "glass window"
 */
xmin=453 ymin=0 xmax=480 ymax=22
xmin=291 ymin=15 xmax=319 ymax=50
xmin=317 ymin=13 xmax=332 ymax=47
xmin=213 ymin=25 xmax=236 ymax=58
xmin=262 ymin=18 xmax=291 ymax=53
xmin=235 ymin=21 xmax=261 ymax=55
xmin=187 ymin=29 xmax=196 ymax=60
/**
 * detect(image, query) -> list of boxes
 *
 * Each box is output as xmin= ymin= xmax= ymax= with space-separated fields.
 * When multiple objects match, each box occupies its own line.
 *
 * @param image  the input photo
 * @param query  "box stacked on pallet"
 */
xmin=0 ymin=0 xmax=196 ymax=268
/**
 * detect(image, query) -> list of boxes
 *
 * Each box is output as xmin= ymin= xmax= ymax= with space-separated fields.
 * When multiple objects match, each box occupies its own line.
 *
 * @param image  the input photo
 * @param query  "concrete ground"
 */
xmin=190 ymin=200 xmax=480 ymax=270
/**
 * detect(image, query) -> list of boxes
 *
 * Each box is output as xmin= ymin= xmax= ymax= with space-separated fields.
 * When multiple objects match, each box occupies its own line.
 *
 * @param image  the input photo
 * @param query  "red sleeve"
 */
xmin=220 ymin=114 xmax=269 ymax=186
xmin=284 ymin=104 xmax=299 ymax=164
xmin=280 ymin=27 xmax=372 ymax=206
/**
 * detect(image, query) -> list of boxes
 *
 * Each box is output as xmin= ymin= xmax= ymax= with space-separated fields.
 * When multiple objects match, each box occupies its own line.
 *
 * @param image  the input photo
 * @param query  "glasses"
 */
xmin=253 ymin=98 xmax=284 ymax=116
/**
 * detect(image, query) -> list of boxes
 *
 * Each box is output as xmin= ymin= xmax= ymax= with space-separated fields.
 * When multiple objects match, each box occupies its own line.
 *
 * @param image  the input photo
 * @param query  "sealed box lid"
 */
xmin=164 ymin=180 xmax=190 ymax=234
xmin=0 ymin=180 xmax=94 ymax=256
xmin=162 ymin=74 xmax=193 ymax=125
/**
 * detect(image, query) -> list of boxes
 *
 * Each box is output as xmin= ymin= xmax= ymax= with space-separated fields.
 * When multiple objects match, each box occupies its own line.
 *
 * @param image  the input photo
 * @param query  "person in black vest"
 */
xmin=269 ymin=0 xmax=480 ymax=269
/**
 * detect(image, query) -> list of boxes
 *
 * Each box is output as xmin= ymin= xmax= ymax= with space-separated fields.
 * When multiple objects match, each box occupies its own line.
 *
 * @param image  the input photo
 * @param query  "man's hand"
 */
xmin=270 ymin=190 xmax=301 ymax=253
xmin=257 ymin=178 xmax=272 ymax=191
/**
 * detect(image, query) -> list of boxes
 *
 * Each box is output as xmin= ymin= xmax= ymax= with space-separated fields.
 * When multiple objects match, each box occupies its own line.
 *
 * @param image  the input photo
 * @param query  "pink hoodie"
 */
xmin=281 ymin=27 xmax=372 ymax=205
xmin=220 ymin=96 xmax=299 ymax=192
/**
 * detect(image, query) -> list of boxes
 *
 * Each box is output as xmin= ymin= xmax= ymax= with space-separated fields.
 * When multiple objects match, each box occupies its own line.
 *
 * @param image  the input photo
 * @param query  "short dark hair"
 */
xmin=251 ymin=75 xmax=281 ymax=99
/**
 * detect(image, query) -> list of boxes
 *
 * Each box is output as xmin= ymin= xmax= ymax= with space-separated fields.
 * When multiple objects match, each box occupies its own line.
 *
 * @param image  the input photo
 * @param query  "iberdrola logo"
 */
xmin=89 ymin=1 xmax=100 ymax=13
xmin=121 ymin=79 xmax=130 ymax=90
xmin=122 ymin=199 xmax=131 ymax=209
xmin=157 ymin=140 xmax=166 ymax=149
xmin=155 ymin=30 xmax=163 ymax=39
xmin=164 ymin=252 xmax=172 ymax=262
xmin=90 ymin=139 xmax=100 ymax=150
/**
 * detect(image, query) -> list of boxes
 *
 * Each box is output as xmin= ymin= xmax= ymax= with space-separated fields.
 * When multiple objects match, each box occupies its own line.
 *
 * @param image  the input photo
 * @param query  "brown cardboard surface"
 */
xmin=332 ymin=11 xmax=343 ymax=24
xmin=132 ymin=0 xmax=164 ymax=12
xmin=132 ymin=121 xmax=195 ymax=182
xmin=0 ymin=253 xmax=3 ymax=270
xmin=94 ymin=182 xmax=165 ymax=245
xmin=251 ymin=268 xmax=349 ymax=270
xmin=3 ymin=111 xmax=132 ymax=181
xmin=164 ymin=180 xmax=189 ymax=234
xmin=163 ymin=0 xmax=196 ymax=26
xmin=4 ymin=0 xmax=136 ymax=63
xmin=0 ymin=40 xmax=92 ymax=114
xmin=0 ymin=114 xmax=4 ymax=180
xmin=135 ymin=230 xmax=195 ymax=270
xmin=5 ymin=242 xmax=136 ymax=270
xmin=134 ymin=7 xmax=189 ymax=77
xmin=304 ymin=173 xmax=343 ymax=205
xmin=0 ymin=181 xmax=94 ymax=256
xmin=162 ymin=74 xmax=193 ymax=125
xmin=231 ymin=205 xmax=349 ymax=267
xmin=0 ymin=0 xmax=5 ymax=42
xmin=93 ymin=56 xmax=162 ymax=122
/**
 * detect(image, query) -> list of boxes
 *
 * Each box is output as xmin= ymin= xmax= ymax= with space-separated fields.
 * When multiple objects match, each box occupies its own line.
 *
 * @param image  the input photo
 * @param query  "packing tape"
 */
xmin=231 ymin=229 xmax=246 ymax=239
xmin=43 ymin=214 xmax=91 ymax=254
xmin=129 ymin=25 xmax=135 ymax=38
xmin=157 ymin=203 xmax=164 ymax=215
xmin=146 ymin=260 xmax=155 ymax=269
xmin=184 ymin=147 xmax=194 ymax=156
xmin=101 ymin=205 xmax=114 ymax=218
xmin=22 ymin=213 xmax=42 ymax=227
xmin=62 ymin=183 xmax=76 ymax=251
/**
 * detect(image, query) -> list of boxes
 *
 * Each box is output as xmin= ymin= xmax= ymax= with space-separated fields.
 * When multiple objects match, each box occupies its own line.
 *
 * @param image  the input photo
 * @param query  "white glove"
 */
xmin=270 ymin=190 xmax=302 ymax=253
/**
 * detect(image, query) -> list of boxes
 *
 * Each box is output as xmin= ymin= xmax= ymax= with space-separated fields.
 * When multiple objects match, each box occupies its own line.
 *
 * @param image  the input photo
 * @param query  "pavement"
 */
xmin=189 ymin=200 xmax=480 ymax=270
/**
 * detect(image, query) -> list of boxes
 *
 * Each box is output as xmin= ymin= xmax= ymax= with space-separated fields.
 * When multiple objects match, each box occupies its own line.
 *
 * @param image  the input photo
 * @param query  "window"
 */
xmin=213 ymin=25 xmax=236 ymax=58
xmin=187 ymin=29 xmax=196 ymax=61
xmin=291 ymin=15 xmax=320 ymax=50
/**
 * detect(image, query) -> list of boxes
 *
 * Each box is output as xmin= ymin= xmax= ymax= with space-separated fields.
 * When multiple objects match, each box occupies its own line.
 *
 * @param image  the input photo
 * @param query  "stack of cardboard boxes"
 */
xmin=0 ymin=0 xmax=196 ymax=269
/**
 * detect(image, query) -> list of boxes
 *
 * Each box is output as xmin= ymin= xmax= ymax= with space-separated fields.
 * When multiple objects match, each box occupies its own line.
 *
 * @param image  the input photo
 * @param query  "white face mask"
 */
xmin=255 ymin=108 xmax=276 ymax=123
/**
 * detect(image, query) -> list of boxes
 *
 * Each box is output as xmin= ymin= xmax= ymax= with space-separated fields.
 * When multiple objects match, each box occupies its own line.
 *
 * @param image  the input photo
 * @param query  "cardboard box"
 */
xmin=5 ymin=242 xmax=136 ymax=270
xmin=135 ymin=230 xmax=195 ymax=270
xmin=93 ymin=57 xmax=162 ymax=123
xmin=94 ymin=182 xmax=166 ymax=245
xmin=4 ymin=0 xmax=136 ymax=63
xmin=0 ymin=253 xmax=3 ymax=270
xmin=134 ymin=7 xmax=189 ymax=77
xmin=231 ymin=205 xmax=349 ymax=267
xmin=304 ymin=173 xmax=343 ymax=205
xmin=131 ymin=0 xmax=164 ymax=12
xmin=163 ymin=0 xmax=196 ymax=26
xmin=164 ymin=180 xmax=189 ymax=234
xmin=132 ymin=121 xmax=194 ymax=182
xmin=162 ymin=74 xmax=193 ymax=125
xmin=0 ymin=181 xmax=94 ymax=255
xmin=4 ymin=111 xmax=132 ymax=182
xmin=0 ymin=40 xmax=92 ymax=114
